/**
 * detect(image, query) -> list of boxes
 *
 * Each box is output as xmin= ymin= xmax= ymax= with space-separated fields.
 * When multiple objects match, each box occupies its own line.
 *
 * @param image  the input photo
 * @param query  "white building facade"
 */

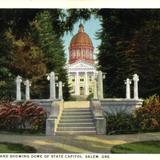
xmin=67 ymin=24 xmax=97 ymax=96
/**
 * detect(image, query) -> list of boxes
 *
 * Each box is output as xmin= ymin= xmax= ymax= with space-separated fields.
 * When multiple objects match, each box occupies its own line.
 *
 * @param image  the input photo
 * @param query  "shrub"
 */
xmin=87 ymin=93 xmax=94 ymax=100
xmin=0 ymin=101 xmax=47 ymax=132
xmin=105 ymin=111 xmax=136 ymax=134
xmin=105 ymin=95 xmax=160 ymax=135
xmin=135 ymin=95 xmax=160 ymax=131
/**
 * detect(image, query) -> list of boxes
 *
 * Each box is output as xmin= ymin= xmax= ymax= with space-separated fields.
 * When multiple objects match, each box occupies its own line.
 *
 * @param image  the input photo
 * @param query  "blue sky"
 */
xmin=63 ymin=16 xmax=102 ymax=60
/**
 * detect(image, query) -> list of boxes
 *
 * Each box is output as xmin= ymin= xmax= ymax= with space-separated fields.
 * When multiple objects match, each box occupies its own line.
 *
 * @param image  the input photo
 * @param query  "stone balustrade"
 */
xmin=46 ymin=100 xmax=64 ymax=136
xmin=101 ymin=98 xmax=143 ymax=114
xmin=90 ymin=100 xmax=106 ymax=135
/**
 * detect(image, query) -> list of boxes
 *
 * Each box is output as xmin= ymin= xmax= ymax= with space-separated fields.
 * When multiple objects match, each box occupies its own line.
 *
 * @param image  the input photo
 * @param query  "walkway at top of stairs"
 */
xmin=64 ymin=101 xmax=90 ymax=108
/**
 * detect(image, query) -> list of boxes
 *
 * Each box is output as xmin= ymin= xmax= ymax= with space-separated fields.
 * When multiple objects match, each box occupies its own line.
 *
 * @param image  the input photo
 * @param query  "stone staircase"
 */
xmin=56 ymin=107 xmax=96 ymax=135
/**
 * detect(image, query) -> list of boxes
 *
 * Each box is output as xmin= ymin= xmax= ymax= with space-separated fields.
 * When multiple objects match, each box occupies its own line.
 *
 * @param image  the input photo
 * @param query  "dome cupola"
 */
xmin=69 ymin=24 xmax=94 ymax=64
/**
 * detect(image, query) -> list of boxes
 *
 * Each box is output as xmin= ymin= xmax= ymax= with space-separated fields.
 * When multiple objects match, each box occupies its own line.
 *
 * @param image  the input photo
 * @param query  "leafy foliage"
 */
xmin=0 ymin=32 xmax=15 ymax=100
xmin=0 ymin=101 xmax=47 ymax=132
xmin=105 ymin=95 xmax=160 ymax=134
xmin=5 ymin=30 xmax=48 ymax=99
xmin=128 ymin=21 xmax=160 ymax=97
xmin=32 ymin=11 xmax=65 ymax=72
xmin=105 ymin=111 xmax=136 ymax=134
xmin=0 ymin=9 xmax=72 ymax=100
xmin=31 ymin=10 xmax=70 ymax=99
xmin=135 ymin=95 xmax=160 ymax=130
xmin=97 ymin=9 xmax=160 ymax=98
xmin=65 ymin=9 xmax=93 ymax=32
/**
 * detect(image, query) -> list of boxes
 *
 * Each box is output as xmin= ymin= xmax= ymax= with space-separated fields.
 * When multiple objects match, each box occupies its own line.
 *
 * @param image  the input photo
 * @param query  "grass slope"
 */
xmin=111 ymin=141 xmax=160 ymax=153
xmin=0 ymin=143 xmax=36 ymax=153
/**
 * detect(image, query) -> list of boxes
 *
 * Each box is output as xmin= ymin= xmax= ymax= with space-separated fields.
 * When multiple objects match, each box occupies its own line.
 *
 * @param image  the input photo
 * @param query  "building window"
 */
xmin=89 ymin=76 xmax=92 ymax=81
xmin=72 ymin=79 xmax=75 ymax=82
xmin=89 ymin=88 xmax=92 ymax=93
xmin=71 ymin=87 xmax=75 ymax=94
xmin=80 ymin=87 xmax=84 ymax=95
xmin=80 ymin=78 xmax=84 ymax=82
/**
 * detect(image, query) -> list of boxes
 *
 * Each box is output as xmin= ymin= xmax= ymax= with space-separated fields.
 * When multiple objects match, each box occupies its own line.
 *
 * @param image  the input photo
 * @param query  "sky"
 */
xmin=63 ymin=16 xmax=102 ymax=61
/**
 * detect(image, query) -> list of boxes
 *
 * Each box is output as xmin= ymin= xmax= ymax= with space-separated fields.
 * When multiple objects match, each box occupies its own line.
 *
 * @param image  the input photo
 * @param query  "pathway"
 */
xmin=0 ymin=132 xmax=160 ymax=153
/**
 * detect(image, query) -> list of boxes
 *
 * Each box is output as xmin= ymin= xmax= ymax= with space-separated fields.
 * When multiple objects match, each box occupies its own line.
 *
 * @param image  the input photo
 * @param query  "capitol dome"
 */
xmin=70 ymin=24 xmax=93 ymax=48
xmin=69 ymin=24 xmax=94 ymax=64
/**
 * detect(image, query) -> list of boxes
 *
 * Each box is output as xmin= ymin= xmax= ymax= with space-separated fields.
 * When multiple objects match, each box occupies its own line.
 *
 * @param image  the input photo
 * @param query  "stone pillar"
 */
xmin=24 ymin=79 xmax=31 ymax=100
xmin=74 ymin=73 xmax=76 ymax=95
xmin=133 ymin=74 xmax=139 ymax=99
xmin=75 ymin=72 xmax=79 ymax=95
xmin=58 ymin=81 xmax=63 ymax=100
xmin=49 ymin=72 xmax=56 ymax=100
xmin=125 ymin=78 xmax=132 ymax=99
xmin=46 ymin=118 xmax=56 ymax=136
xmin=16 ymin=75 xmax=22 ymax=101
xmin=85 ymin=72 xmax=88 ymax=96
xmin=97 ymin=71 xmax=103 ymax=99
xmin=94 ymin=73 xmax=98 ymax=99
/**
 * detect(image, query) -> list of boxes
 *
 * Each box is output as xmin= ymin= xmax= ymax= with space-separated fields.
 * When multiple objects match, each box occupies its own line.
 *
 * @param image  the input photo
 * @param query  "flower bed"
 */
xmin=0 ymin=101 xmax=47 ymax=133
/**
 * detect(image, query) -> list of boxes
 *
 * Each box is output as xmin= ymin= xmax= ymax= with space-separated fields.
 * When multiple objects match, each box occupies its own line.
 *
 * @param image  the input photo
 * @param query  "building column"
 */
xmin=58 ymin=81 xmax=63 ymax=100
xmin=133 ymin=74 xmax=139 ymax=99
xmin=49 ymin=72 xmax=56 ymax=100
xmin=75 ymin=72 xmax=79 ymax=95
xmin=74 ymin=73 xmax=76 ymax=95
xmin=16 ymin=75 xmax=22 ymax=101
xmin=93 ymin=73 xmax=98 ymax=99
xmin=24 ymin=79 xmax=31 ymax=100
xmin=125 ymin=78 xmax=132 ymax=99
xmin=85 ymin=72 xmax=88 ymax=96
xmin=97 ymin=71 xmax=103 ymax=99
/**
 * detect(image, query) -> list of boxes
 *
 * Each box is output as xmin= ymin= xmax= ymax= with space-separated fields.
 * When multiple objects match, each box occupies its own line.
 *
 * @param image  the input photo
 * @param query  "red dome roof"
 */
xmin=69 ymin=24 xmax=93 ymax=49
xmin=69 ymin=24 xmax=94 ymax=64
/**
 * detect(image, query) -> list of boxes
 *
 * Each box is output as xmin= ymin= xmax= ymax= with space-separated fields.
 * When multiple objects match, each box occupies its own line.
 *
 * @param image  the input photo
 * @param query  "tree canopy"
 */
xmin=0 ymin=9 xmax=70 ymax=100
xmin=97 ymin=9 xmax=160 ymax=98
xmin=0 ymin=9 xmax=159 ymax=100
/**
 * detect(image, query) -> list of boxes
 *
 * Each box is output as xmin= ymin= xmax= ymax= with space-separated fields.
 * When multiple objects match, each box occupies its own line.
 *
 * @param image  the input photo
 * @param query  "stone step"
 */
xmin=56 ymin=105 xmax=96 ymax=135
xmin=60 ymin=118 xmax=94 ymax=123
xmin=62 ymin=111 xmax=91 ymax=115
xmin=64 ymin=101 xmax=89 ymax=108
xmin=58 ymin=123 xmax=95 ymax=127
xmin=56 ymin=130 xmax=97 ymax=135
xmin=61 ymin=115 xmax=93 ymax=120
xmin=61 ymin=114 xmax=93 ymax=117
xmin=57 ymin=126 xmax=96 ymax=131
xmin=63 ymin=109 xmax=91 ymax=112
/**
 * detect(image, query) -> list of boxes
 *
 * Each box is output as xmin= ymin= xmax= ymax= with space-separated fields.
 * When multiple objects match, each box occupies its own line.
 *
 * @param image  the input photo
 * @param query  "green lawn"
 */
xmin=0 ymin=143 xmax=36 ymax=153
xmin=111 ymin=141 xmax=160 ymax=153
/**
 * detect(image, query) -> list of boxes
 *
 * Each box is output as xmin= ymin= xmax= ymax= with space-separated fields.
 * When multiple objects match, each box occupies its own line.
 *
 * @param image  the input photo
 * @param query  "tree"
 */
xmin=0 ymin=9 xmax=42 ymax=100
xmin=65 ymin=9 xmax=93 ymax=31
xmin=128 ymin=20 xmax=160 ymax=97
xmin=0 ymin=32 xmax=15 ymax=100
xmin=5 ymin=30 xmax=48 ymax=99
xmin=32 ymin=10 xmax=70 ymax=100
xmin=97 ymin=9 xmax=160 ymax=98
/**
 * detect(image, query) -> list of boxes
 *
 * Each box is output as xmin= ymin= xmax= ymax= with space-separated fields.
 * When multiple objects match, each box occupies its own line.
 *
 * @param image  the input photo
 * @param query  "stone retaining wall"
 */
xmin=101 ymin=98 xmax=143 ymax=114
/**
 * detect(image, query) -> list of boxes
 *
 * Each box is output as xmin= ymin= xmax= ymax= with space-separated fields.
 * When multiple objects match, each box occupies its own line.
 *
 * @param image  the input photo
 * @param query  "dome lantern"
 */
xmin=79 ymin=23 xmax=84 ymax=32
